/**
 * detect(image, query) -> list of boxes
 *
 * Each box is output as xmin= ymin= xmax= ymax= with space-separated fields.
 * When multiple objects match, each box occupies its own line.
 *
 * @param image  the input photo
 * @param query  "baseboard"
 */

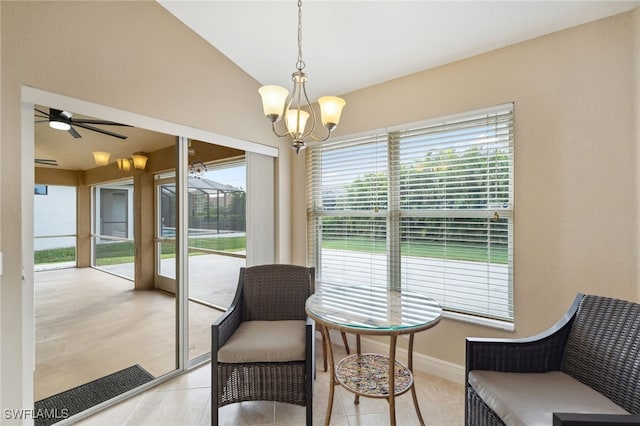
xmin=320 ymin=330 xmax=465 ymax=385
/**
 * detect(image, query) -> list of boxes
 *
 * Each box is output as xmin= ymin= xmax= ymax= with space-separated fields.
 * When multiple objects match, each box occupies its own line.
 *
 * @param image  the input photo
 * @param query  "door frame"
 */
xmin=20 ymin=86 xmax=278 ymax=421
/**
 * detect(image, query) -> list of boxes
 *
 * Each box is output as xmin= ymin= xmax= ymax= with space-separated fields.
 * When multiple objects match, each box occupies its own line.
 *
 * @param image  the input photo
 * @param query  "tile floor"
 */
xmin=76 ymin=344 xmax=465 ymax=426
xmin=34 ymin=267 xmax=224 ymax=400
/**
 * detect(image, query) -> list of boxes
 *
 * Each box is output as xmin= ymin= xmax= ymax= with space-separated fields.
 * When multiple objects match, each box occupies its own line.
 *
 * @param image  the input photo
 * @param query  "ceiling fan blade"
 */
xmin=70 ymin=119 xmax=132 ymax=127
xmin=73 ymin=122 xmax=128 ymax=140
xmin=35 ymin=159 xmax=58 ymax=166
xmin=35 ymin=107 xmax=130 ymax=140
xmin=34 ymin=108 xmax=52 ymax=118
xmin=67 ymin=126 xmax=82 ymax=139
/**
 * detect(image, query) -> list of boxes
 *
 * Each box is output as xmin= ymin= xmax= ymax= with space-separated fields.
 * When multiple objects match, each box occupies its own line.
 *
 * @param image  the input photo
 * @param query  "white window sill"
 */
xmin=444 ymin=310 xmax=515 ymax=332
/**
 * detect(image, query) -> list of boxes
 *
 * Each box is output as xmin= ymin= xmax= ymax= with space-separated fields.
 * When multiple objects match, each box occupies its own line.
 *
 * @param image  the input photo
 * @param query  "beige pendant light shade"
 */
xmin=92 ymin=151 xmax=111 ymax=166
xmin=116 ymin=158 xmax=131 ymax=171
xmin=285 ymin=109 xmax=310 ymax=139
xmin=259 ymin=85 xmax=289 ymax=122
xmin=131 ymin=152 xmax=148 ymax=170
xmin=318 ymin=96 xmax=346 ymax=131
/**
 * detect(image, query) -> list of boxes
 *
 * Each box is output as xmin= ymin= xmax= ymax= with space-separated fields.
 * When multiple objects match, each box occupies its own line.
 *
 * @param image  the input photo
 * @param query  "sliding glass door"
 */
xmin=186 ymin=159 xmax=246 ymax=362
xmin=156 ymin=174 xmax=178 ymax=293
xmin=28 ymin=92 xmax=277 ymax=422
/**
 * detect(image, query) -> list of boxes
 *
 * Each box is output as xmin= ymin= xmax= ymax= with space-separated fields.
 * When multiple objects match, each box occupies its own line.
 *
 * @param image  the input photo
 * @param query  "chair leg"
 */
xmin=306 ymin=322 xmax=314 ymax=426
xmin=306 ymin=395 xmax=313 ymax=426
xmin=321 ymin=327 xmax=328 ymax=372
xmin=212 ymin=364 xmax=220 ymax=426
xmin=341 ymin=332 xmax=350 ymax=354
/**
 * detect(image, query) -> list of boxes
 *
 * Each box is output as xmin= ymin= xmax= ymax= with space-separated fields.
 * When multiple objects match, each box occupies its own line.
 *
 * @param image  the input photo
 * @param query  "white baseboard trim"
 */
xmin=318 ymin=330 xmax=465 ymax=385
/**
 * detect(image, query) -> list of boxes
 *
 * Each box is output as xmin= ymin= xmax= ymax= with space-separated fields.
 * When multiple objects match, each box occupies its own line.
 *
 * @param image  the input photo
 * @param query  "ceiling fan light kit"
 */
xmin=258 ymin=0 xmax=345 ymax=154
xmin=49 ymin=120 xmax=71 ymax=131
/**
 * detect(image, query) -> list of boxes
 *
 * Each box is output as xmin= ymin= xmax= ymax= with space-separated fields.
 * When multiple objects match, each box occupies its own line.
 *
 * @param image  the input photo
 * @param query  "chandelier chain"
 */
xmin=296 ymin=0 xmax=305 ymax=71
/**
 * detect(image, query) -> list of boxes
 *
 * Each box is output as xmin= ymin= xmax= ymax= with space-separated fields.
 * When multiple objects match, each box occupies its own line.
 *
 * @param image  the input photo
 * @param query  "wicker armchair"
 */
xmin=466 ymin=293 xmax=640 ymax=425
xmin=211 ymin=264 xmax=315 ymax=426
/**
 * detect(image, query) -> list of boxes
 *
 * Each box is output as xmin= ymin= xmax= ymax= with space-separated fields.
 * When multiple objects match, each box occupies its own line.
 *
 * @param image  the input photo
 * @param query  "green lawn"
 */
xmin=34 ymin=246 xmax=76 ymax=264
xmin=36 ymin=235 xmax=507 ymax=266
xmin=35 ymin=236 xmax=247 ymax=266
xmin=322 ymin=237 xmax=508 ymax=264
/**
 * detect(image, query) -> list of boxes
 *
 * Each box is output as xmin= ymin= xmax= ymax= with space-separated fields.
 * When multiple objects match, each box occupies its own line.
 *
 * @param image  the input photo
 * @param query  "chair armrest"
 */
xmin=212 ymin=300 xmax=243 ymax=352
xmin=305 ymin=316 xmax=315 ymax=337
xmin=212 ymin=276 xmax=246 ymax=354
xmin=305 ymin=317 xmax=316 ymax=376
xmin=305 ymin=317 xmax=315 ymax=364
xmin=553 ymin=413 xmax=640 ymax=425
xmin=466 ymin=294 xmax=584 ymax=376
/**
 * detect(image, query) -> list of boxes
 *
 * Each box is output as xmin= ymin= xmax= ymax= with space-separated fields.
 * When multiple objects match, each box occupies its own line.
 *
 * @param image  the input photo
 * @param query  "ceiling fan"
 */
xmin=34 ymin=158 xmax=58 ymax=167
xmin=34 ymin=107 xmax=130 ymax=140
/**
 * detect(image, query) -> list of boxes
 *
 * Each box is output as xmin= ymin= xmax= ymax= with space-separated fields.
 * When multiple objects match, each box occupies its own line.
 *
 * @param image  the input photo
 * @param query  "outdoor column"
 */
xmin=134 ymin=170 xmax=155 ymax=290
xmin=76 ymin=184 xmax=92 ymax=267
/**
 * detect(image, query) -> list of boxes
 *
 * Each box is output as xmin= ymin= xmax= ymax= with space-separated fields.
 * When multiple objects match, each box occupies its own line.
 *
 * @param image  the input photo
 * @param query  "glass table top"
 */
xmin=305 ymin=283 xmax=442 ymax=333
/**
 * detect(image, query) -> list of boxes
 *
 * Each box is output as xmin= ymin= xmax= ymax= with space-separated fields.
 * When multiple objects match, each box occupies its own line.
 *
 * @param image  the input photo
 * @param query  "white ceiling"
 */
xmin=159 ymin=0 xmax=639 ymax=101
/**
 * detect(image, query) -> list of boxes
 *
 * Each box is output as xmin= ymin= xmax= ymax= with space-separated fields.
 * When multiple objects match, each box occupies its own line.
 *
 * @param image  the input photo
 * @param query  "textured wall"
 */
xmin=291 ymin=11 xmax=639 ymax=369
xmin=0 ymin=0 xmax=285 ymax=414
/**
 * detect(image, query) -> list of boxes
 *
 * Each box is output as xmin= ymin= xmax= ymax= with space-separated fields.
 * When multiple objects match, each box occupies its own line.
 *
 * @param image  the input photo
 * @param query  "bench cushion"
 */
xmin=217 ymin=320 xmax=306 ymax=363
xmin=469 ymin=370 xmax=629 ymax=426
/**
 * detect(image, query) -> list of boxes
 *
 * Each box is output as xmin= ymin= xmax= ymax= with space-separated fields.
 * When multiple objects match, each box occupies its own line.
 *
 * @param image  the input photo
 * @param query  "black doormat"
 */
xmin=34 ymin=364 xmax=154 ymax=426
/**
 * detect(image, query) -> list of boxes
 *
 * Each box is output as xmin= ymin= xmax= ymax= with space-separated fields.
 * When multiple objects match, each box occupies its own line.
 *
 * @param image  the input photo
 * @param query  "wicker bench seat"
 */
xmin=466 ymin=294 xmax=640 ymax=425
xmin=469 ymin=370 xmax=629 ymax=425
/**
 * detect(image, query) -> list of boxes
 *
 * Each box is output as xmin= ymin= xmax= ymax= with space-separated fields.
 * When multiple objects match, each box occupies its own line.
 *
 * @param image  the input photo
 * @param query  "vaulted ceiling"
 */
xmin=35 ymin=1 xmax=640 ymax=172
xmin=159 ymin=1 xmax=639 ymax=100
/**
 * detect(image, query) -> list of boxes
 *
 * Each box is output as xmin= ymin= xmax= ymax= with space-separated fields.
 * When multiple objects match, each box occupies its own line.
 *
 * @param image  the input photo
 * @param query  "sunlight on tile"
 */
xmin=76 ymin=340 xmax=464 ymax=425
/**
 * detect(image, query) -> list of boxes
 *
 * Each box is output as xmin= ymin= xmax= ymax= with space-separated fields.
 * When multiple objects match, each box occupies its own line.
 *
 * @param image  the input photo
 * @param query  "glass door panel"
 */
xmin=156 ymin=176 xmax=178 ymax=292
xmin=92 ymin=182 xmax=135 ymax=281
xmin=187 ymin=159 xmax=247 ymax=362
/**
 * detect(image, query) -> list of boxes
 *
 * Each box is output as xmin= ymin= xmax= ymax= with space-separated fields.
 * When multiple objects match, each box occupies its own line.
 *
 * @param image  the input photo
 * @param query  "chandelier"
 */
xmin=258 ymin=0 xmax=346 ymax=154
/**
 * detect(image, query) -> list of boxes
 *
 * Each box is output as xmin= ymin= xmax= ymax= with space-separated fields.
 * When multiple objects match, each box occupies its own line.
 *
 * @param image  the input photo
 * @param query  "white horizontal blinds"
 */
xmin=396 ymin=106 xmax=514 ymax=320
xmin=395 ymin=112 xmax=513 ymax=210
xmin=307 ymin=135 xmax=389 ymax=288
xmin=307 ymin=103 xmax=514 ymax=322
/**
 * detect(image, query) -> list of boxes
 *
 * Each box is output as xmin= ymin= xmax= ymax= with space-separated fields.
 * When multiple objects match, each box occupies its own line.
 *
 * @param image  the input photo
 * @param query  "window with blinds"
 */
xmin=307 ymin=104 xmax=514 ymax=322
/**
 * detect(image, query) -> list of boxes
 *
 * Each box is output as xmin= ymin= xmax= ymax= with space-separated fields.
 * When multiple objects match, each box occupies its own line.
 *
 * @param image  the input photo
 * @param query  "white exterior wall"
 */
xmin=33 ymin=185 xmax=76 ymax=251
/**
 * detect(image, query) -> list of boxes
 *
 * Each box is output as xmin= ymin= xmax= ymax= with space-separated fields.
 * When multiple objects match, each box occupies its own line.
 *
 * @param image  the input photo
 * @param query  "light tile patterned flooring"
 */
xmin=36 ymin=267 xmax=464 ymax=425
xmin=76 ymin=343 xmax=465 ymax=426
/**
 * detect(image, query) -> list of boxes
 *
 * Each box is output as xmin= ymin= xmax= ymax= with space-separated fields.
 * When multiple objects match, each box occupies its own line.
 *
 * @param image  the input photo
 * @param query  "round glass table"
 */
xmin=305 ymin=284 xmax=442 ymax=426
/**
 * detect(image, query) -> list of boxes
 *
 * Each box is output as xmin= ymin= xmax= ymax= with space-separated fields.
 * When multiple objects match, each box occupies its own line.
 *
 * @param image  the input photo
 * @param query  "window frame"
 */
xmin=307 ymin=103 xmax=514 ymax=328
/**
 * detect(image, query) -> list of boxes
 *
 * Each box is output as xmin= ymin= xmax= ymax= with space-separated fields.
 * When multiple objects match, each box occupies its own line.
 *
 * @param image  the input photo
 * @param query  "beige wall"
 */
xmin=292 ymin=11 xmax=640 ymax=365
xmin=635 ymin=8 xmax=640 ymax=279
xmin=3 ymin=0 xmax=640 ymax=413
xmin=1 ymin=0 xmax=286 ymax=414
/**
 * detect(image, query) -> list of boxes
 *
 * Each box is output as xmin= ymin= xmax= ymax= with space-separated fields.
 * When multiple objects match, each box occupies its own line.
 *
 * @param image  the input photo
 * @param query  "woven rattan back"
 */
xmin=562 ymin=295 xmax=640 ymax=414
xmin=240 ymin=264 xmax=314 ymax=322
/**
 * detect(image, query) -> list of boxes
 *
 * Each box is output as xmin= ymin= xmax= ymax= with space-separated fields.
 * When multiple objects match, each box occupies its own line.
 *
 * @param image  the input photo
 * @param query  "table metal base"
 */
xmin=321 ymin=328 xmax=426 ymax=426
